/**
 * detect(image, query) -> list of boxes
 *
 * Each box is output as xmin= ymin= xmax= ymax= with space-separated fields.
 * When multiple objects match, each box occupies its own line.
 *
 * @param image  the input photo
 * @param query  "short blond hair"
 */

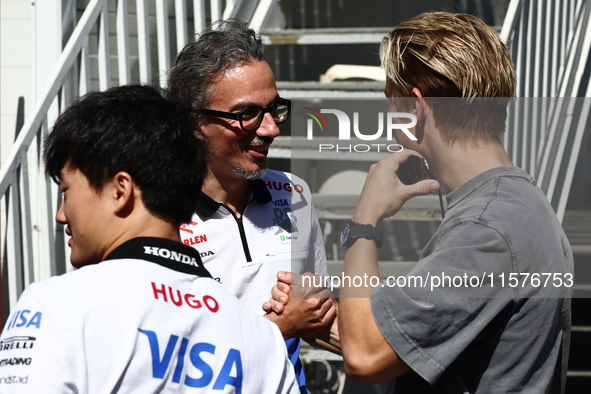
xmin=381 ymin=12 xmax=516 ymax=143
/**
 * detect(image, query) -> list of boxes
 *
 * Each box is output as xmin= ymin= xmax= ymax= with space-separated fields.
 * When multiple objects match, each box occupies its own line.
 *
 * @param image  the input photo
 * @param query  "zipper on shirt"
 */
xmin=221 ymin=203 xmax=253 ymax=262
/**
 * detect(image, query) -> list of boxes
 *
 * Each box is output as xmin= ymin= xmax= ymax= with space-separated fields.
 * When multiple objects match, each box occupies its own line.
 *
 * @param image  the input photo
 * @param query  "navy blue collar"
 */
xmin=196 ymin=179 xmax=272 ymax=217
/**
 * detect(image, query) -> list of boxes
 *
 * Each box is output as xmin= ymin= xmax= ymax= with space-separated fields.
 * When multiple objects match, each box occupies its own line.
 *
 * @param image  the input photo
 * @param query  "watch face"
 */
xmin=341 ymin=223 xmax=350 ymax=246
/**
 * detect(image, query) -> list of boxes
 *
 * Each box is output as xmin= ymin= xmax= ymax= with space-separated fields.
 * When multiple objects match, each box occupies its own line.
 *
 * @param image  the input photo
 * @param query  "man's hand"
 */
xmin=262 ymin=271 xmax=292 ymax=314
xmin=353 ymin=149 xmax=440 ymax=226
xmin=262 ymin=271 xmax=336 ymax=340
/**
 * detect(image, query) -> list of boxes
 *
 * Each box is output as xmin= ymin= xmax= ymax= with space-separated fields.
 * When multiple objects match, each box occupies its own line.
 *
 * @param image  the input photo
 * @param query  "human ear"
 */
xmin=111 ymin=171 xmax=134 ymax=216
xmin=410 ymin=87 xmax=427 ymax=127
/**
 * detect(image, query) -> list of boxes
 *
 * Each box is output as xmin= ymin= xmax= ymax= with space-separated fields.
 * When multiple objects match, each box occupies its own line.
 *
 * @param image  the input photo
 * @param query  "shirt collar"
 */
xmin=104 ymin=237 xmax=212 ymax=278
xmin=446 ymin=166 xmax=534 ymax=210
xmin=196 ymin=179 xmax=272 ymax=217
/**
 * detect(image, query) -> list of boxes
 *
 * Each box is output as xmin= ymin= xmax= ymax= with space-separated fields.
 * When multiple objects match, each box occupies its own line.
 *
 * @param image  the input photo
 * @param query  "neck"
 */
xmin=202 ymin=168 xmax=252 ymax=216
xmin=101 ymin=214 xmax=181 ymax=261
xmin=427 ymin=139 xmax=513 ymax=193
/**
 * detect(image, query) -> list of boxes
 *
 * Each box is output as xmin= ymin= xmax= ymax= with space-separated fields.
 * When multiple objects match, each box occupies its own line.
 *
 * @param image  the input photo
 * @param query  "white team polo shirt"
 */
xmin=180 ymin=170 xmax=328 ymax=312
xmin=0 ymin=237 xmax=298 ymax=393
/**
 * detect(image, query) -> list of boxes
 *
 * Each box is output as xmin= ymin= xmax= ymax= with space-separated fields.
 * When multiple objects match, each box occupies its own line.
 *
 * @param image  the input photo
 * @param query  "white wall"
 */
xmin=0 ymin=0 xmax=33 ymax=168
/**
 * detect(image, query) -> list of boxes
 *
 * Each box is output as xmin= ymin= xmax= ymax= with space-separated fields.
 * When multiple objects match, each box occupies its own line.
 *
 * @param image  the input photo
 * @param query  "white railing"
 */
xmin=0 ymin=0 xmax=246 ymax=318
xmin=2 ymin=0 xmax=589 ymax=320
xmin=501 ymin=0 xmax=591 ymax=222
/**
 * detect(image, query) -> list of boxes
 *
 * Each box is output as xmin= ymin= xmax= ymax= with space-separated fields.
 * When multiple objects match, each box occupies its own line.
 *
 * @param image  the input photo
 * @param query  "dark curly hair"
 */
xmin=167 ymin=19 xmax=267 ymax=118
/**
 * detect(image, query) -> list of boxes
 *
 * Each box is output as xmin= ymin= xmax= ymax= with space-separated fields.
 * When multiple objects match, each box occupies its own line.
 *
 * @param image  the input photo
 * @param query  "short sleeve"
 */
xmin=370 ymin=222 xmax=515 ymax=384
xmin=0 ymin=282 xmax=82 ymax=392
xmin=306 ymin=206 xmax=329 ymax=277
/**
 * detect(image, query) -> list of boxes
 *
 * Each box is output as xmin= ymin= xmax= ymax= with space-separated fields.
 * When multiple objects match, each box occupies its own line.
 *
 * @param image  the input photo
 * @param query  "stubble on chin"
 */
xmin=232 ymin=158 xmax=267 ymax=180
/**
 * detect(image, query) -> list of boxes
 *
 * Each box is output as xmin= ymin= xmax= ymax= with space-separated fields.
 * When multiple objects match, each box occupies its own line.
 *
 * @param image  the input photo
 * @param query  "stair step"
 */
xmin=565 ymin=375 xmax=591 ymax=393
xmin=568 ymin=330 xmax=591 ymax=370
xmin=572 ymin=299 xmax=591 ymax=326
xmin=277 ymin=81 xmax=384 ymax=98
xmin=261 ymin=27 xmax=392 ymax=45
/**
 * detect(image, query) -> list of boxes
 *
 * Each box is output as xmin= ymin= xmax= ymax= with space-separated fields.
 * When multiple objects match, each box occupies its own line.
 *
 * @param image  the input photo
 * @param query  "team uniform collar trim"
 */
xmin=196 ymin=179 xmax=272 ymax=217
xmin=104 ymin=237 xmax=212 ymax=278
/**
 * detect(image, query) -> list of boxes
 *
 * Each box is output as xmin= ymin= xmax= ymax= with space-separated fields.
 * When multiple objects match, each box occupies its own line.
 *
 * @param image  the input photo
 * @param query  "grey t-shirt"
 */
xmin=371 ymin=167 xmax=573 ymax=393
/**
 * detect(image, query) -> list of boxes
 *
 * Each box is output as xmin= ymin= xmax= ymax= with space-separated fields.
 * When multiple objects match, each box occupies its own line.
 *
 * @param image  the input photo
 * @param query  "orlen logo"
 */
xmin=304 ymin=108 xmax=417 ymax=153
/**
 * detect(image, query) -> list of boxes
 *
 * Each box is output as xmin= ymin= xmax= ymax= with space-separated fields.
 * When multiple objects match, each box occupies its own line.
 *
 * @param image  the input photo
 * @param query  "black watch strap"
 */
xmin=341 ymin=220 xmax=383 ymax=248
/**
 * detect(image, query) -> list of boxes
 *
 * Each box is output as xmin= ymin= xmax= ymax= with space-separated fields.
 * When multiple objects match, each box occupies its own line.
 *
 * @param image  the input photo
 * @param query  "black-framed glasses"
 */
xmin=200 ymin=98 xmax=291 ymax=131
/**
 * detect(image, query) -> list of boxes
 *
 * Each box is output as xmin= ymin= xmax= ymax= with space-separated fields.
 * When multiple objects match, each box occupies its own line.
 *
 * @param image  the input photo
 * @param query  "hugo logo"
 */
xmin=264 ymin=180 xmax=304 ymax=193
xmin=306 ymin=109 xmax=417 ymax=141
xmin=151 ymin=282 xmax=219 ymax=312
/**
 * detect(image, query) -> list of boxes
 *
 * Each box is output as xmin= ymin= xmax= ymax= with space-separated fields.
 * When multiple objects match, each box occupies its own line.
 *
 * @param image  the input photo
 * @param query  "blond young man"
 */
xmin=271 ymin=11 xmax=573 ymax=393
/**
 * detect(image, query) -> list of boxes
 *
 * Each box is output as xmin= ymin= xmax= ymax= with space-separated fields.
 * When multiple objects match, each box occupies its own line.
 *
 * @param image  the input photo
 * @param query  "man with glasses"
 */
xmin=168 ymin=20 xmax=338 ymax=394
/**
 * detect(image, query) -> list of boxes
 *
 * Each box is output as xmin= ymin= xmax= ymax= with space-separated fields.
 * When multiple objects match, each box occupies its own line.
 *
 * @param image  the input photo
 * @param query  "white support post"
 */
xmin=194 ymin=0 xmax=207 ymax=34
xmin=557 ymin=98 xmax=591 ymax=222
xmin=211 ymin=0 xmax=223 ymax=22
xmin=10 ymin=165 xmax=24 ymax=305
xmin=222 ymin=0 xmax=238 ymax=19
xmin=522 ymin=1 xmax=533 ymax=172
xmin=250 ymin=0 xmax=275 ymax=31
xmin=97 ymin=2 xmax=111 ymax=90
xmin=80 ymin=38 xmax=91 ymax=96
xmin=175 ymin=0 xmax=188 ymax=53
xmin=137 ymin=0 xmax=151 ymax=84
xmin=5 ymin=173 xmax=19 ymax=310
xmin=499 ymin=0 xmax=523 ymax=43
xmin=117 ymin=0 xmax=131 ymax=85
xmin=156 ymin=0 xmax=171 ymax=88
xmin=19 ymin=149 xmax=34 ymax=286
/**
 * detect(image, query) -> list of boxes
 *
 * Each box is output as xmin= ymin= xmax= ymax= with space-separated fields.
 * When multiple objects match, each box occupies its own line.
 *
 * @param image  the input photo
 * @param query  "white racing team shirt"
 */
xmin=180 ymin=170 xmax=329 ymax=393
xmin=0 ymin=237 xmax=298 ymax=393
xmin=180 ymin=170 xmax=328 ymax=310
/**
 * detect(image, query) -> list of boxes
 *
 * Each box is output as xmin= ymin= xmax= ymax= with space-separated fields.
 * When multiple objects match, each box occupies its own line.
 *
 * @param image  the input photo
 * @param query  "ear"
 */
xmin=410 ymin=87 xmax=428 ymax=127
xmin=111 ymin=171 xmax=135 ymax=217
xmin=193 ymin=126 xmax=205 ymax=140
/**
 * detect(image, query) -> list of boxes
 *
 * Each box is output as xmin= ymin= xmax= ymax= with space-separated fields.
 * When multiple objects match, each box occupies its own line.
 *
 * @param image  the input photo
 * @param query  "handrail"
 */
xmin=0 ymin=0 xmax=239 ymax=316
xmin=1 ymin=0 xmax=589 ymax=317
xmin=500 ymin=0 xmax=590 ymax=222
xmin=0 ymin=0 xmax=104 ymax=197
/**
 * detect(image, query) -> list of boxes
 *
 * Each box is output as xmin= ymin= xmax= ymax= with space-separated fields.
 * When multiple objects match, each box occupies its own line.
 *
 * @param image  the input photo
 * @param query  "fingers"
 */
xmin=372 ymin=149 xmax=420 ymax=173
xmin=317 ymin=297 xmax=337 ymax=322
xmin=272 ymin=284 xmax=290 ymax=304
xmin=390 ymin=148 xmax=420 ymax=169
xmin=277 ymin=271 xmax=292 ymax=285
xmin=406 ymin=178 xmax=440 ymax=198
xmin=323 ymin=300 xmax=338 ymax=323
xmin=262 ymin=298 xmax=285 ymax=314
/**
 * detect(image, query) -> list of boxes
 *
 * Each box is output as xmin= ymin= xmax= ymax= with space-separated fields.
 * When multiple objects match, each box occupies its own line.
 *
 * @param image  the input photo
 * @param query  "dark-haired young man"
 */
xmin=0 ymin=85 xmax=298 ymax=393
xmin=168 ymin=20 xmax=339 ymax=394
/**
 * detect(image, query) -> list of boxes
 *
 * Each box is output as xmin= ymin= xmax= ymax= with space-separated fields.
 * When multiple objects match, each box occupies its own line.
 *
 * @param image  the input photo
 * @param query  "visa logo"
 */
xmin=271 ymin=199 xmax=289 ymax=207
xmin=138 ymin=329 xmax=242 ymax=392
xmin=5 ymin=310 xmax=42 ymax=331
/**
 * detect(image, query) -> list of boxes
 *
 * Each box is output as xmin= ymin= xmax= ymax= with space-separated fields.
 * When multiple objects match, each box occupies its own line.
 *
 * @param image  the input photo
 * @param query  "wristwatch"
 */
xmin=340 ymin=220 xmax=383 ymax=248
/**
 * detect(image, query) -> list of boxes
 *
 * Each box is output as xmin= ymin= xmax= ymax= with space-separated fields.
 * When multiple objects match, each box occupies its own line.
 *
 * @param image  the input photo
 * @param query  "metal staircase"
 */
xmin=1 ymin=0 xmax=590 ymax=392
